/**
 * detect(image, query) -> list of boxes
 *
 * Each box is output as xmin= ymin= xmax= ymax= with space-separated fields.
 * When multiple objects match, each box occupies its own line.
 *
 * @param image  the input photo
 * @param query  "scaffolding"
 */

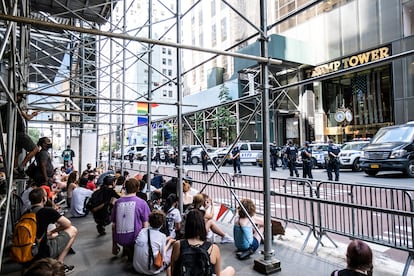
xmin=3 ymin=0 xmax=412 ymax=272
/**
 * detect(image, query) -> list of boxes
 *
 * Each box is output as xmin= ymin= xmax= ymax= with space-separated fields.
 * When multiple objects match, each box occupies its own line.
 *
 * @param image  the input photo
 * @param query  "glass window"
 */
xmin=212 ymin=24 xmax=217 ymax=47
xmin=372 ymin=126 xmax=414 ymax=143
xmin=211 ymin=0 xmax=216 ymax=17
xmin=221 ymin=18 xmax=227 ymax=41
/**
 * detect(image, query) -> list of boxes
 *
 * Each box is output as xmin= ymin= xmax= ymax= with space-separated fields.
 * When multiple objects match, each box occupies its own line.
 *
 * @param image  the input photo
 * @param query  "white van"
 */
xmin=114 ymin=144 xmax=146 ymax=160
xmin=238 ymin=142 xmax=263 ymax=165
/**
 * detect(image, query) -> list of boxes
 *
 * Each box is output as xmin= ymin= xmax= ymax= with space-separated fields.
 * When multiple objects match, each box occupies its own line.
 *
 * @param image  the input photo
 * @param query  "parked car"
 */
xmin=182 ymin=145 xmax=213 ymax=164
xmin=217 ymin=142 xmax=263 ymax=166
xmin=296 ymin=143 xmax=330 ymax=169
xmin=215 ymin=147 xmax=233 ymax=165
xmin=360 ymin=122 xmax=414 ymax=177
xmin=338 ymin=140 xmax=370 ymax=171
xmin=113 ymin=144 xmax=146 ymax=160
xmin=136 ymin=146 xmax=154 ymax=161
xmin=256 ymin=144 xmax=283 ymax=167
xmin=209 ymin=147 xmax=227 ymax=164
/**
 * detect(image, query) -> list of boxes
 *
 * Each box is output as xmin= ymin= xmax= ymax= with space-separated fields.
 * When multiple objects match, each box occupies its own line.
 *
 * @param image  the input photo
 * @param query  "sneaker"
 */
xmin=63 ymin=264 xmax=75 ymax=274
xmin=236 ymin=249 xmax=253 ymax=260
xmin=220 ymin=235 xmax=234 ymax=244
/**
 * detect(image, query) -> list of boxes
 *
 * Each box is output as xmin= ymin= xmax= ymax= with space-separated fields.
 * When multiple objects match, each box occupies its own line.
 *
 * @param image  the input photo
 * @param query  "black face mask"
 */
xmin=46 ymin=143 xmax=53 ymax=149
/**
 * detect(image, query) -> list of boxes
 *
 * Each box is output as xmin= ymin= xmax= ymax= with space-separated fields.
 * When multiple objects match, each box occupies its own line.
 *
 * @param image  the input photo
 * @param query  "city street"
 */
xmin=130 ymin=159 xmax=414 ymax=188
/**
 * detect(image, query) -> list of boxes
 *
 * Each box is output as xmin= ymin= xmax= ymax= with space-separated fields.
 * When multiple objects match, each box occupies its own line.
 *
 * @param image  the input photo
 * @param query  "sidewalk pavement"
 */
xmin=2 ymin=208 xmax=413 ymax=275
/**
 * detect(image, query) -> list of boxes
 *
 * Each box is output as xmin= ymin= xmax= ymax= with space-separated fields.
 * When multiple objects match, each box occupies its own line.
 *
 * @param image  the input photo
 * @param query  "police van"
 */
xmin=238 ymin=142 xmax=263 ymax=165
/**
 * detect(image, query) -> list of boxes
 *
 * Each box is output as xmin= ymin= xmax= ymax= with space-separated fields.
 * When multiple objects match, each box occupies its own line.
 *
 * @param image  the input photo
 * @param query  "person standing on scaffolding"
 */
xmin=1 ymin=94 xmax=39 ymax=177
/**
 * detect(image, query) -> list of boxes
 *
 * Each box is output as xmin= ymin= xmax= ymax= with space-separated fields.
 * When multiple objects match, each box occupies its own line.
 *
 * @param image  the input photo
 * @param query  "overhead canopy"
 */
xmin=30 ymin=0 xmax=114 ymax=25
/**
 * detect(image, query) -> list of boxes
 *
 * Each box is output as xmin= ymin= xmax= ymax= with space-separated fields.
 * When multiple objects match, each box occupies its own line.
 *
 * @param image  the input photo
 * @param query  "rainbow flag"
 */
xmin=137 ymin=102 xmax=158 ymax=126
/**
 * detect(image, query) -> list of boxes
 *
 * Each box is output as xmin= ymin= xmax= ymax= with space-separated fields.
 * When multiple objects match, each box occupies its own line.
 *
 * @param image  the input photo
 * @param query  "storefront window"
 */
xmin=322 ymin=65 xmax=393 ymax=140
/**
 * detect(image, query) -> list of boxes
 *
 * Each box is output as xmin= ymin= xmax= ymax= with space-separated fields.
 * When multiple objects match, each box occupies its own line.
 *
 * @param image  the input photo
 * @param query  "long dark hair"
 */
xmin=163 ymin=193 xmax=178 ymax=214
xmin=184 ymin=209 xmax=207 ymax=241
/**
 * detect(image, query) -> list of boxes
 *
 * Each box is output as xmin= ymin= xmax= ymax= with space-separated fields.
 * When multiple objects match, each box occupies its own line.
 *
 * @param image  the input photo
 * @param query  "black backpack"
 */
xmin=159 ymin=208 xmax=175 ymax=237
xmin=85 ymin=189 xmax=105 ymax=213
xmin=173 ymin=240 xmax=213 ymax=276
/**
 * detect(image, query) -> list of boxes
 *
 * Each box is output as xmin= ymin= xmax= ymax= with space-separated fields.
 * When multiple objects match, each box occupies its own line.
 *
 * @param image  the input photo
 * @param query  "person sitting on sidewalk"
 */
xmin=233 ymin=198 xmax=264 ymax=260
xmin=133 ymin=210 xmax=175 ymax=275
xmin=89 ymin=174 xmax=120 ymax=236
xmin=170 ymin=209 xmax=235 ymax=276
xmin=330 ymin=240 xmax=373 ymax=276
xmin=190 ymin=193 xmax=233 ymax=244
xmin=112 ymin=178 xmax=150 ymax=261
xmin=70 ymin=178 xmax=93 ymax=218
xmin=162 ymin=194 xmax=182 ymax=239
xmin=29 ymin=187 xmax=77 ymax=274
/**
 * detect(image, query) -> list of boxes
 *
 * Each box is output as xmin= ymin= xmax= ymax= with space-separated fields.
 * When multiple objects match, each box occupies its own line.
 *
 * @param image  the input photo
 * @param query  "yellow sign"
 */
xmin=305 ymin=46 xmax=391 ymax=79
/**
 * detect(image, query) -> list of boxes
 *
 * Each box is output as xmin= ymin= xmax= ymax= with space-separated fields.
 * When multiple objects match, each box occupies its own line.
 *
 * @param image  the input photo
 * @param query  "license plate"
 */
xmin=370 ymin=164 xmax=379 ymax=169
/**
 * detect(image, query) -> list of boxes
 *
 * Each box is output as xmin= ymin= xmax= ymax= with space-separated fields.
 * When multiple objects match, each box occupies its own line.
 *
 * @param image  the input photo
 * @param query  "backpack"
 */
xmin=10 ymin=207 xmax=42 ymax=263
xmin=25 ymin=159 xmax=38 ymax=179
xmin=86 ymin=189 xmax=105 ymax=213
xmin=159 ymin=208 xmax=175 ymax=237
xmin=173 ymin=240 xmax=213 ymax=276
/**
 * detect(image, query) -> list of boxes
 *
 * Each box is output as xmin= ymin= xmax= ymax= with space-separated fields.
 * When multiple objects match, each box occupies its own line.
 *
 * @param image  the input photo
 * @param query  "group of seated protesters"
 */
xmin=18 ymin=151 xmax=376 ymax=276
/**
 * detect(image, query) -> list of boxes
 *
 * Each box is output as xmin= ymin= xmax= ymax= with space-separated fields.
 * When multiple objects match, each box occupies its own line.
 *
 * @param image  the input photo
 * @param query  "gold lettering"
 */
xmin=342 ymin=57 xmax=350 ymax=68
xmin=371 ymin=49 xmax=380 ymax=61
xmin=332 ymin=61 xmax=341 ymax=71
xmin=357 ymin=52 xmax=370 ymax=64
xmin=379 ymin=47 xmax=389 ymax=58
xmin=349 ymin=56 xmax=359 ymax=67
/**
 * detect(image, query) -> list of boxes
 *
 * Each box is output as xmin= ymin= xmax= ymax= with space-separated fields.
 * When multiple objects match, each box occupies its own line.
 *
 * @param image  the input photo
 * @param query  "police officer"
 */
xmin=327 ymin=139 xmax=341 ymax=181
xmin=201 ymin=148 xmax=208 ymax=173
xmin=284 ymin=140 xmax=299 ymax=177
xmin=270 ymin=143 xmax=278 ymax=171
xmin=232 ymin=145 xmax=242 ymax=175
xmin=301 ymin=141 xmax=313 ymax=179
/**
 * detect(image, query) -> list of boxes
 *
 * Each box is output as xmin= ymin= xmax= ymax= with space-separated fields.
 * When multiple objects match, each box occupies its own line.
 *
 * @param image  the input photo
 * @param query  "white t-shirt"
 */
xmin=70 ymin=187 xmax=93 ymax=217
xmin=166 ymin=207 xmax=182 ymax=239
xmin=133 ymin=227 xmax=167 ymax=275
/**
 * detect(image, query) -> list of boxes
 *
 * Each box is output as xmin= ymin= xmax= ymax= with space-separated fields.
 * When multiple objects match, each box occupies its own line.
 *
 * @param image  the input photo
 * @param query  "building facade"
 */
xmin=181 ymin=0 xmax=414 ymax=145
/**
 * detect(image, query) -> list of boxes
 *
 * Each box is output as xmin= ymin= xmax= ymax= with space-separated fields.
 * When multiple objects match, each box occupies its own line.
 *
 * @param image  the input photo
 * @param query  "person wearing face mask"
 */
xmin=33 ymin=137 xmax=55 ymax=187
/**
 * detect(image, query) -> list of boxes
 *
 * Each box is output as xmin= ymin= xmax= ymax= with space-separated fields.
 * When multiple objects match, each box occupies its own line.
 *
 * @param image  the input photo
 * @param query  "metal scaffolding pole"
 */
xmin=176 ymin=0 xmax=184 ymax=214
xmin=253 ymin=0 xmax=281 ymax=273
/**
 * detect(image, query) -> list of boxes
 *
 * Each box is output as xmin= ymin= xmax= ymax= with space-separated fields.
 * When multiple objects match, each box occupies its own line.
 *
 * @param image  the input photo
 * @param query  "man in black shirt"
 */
xmin=327 ymin=139 xmax=341 ymax=181
xmin=284 ymin=140 xmax=299 ymax=177
xmin=29 ymin=187 xmax=77 ymax=273
xmin=33 ymin=137 xmax=54 ymax=186
xmin=89 ymin=174 xmax=120 ymax=235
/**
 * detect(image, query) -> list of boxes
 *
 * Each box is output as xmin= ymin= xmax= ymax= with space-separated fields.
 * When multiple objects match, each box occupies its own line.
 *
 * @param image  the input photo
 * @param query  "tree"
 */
xmin=28 ymin=128 xmax=40 ymax=144
xmin=212 ymin=84 xmax=236 ymax=146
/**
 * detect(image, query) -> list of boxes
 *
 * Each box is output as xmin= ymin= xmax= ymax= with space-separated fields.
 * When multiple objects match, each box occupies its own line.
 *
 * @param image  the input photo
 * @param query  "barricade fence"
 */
xmin=130 ymin=164 xmax=414 ymax=275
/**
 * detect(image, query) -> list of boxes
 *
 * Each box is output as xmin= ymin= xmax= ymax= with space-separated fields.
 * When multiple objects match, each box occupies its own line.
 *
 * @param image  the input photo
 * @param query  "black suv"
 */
xmin=359 ymin=122 xmax=414 ymax=177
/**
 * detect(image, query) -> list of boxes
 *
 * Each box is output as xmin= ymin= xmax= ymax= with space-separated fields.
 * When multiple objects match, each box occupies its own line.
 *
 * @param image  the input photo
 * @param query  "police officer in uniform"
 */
xmin=284 ymin=140 xmax=299 ymax=177
xmin=327 ymin=139 xmax=341 ymax=181
xmin=232 ymin=145 xmax=242 ymax=175
xmin=270 ymin=143 xmax=278 ymax=171
xmin=301 ymin=141 xmax=313 ymax=179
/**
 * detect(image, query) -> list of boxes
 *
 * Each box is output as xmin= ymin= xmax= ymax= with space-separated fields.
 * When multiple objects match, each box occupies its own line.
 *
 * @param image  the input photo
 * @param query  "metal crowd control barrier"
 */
xmin=128 ymin=164 xmax=414 ymax=276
